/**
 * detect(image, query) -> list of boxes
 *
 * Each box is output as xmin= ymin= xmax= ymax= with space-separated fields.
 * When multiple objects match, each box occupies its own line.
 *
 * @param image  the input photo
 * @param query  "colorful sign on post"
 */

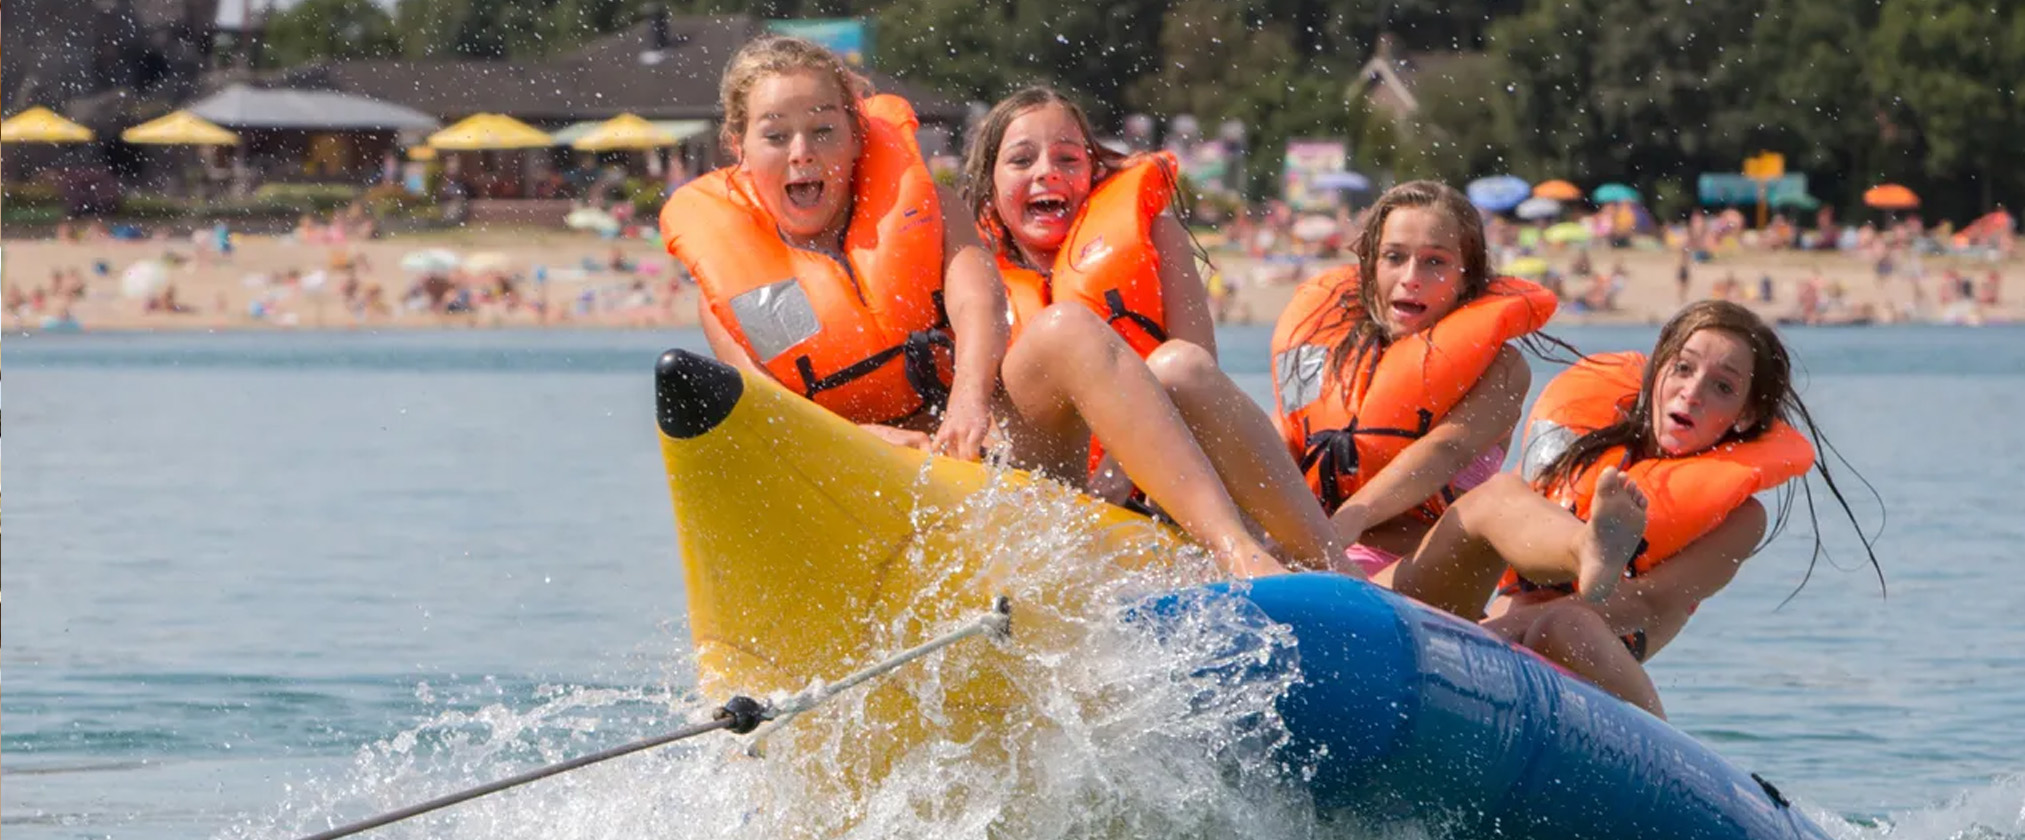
xmin=769 ymin=18 xmax=872 ymax=67
xmin=1743 ymin=152 xmax=1786 ymax=181
xmin=1281 ymin=140 xmax=1348 ymax=212
xmin=1698 ymin=173 xmax=1808 ymax=206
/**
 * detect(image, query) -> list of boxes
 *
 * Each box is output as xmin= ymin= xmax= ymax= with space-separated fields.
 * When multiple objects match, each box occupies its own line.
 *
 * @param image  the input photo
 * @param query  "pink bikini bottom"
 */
xmin=1340 ymin=446 xmax=1506 ymax=576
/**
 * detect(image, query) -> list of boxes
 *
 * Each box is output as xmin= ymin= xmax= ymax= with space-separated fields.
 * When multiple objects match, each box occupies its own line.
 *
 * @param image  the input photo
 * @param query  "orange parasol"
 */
xmin=1863 ymin=184 xmax=1919 ymax=211
xmin=1532 ymin=179 xmax=1582 ymax=201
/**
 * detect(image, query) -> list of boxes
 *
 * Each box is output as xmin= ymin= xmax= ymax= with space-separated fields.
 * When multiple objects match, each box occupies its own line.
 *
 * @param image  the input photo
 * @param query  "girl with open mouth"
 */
xmin=1389 ymin=300 xmax=1880 ymax=718
xmin=1272 ymin=181 xmax=1564 ymax=581
xmin=960 ymin=86 xmax=1346 ymax=577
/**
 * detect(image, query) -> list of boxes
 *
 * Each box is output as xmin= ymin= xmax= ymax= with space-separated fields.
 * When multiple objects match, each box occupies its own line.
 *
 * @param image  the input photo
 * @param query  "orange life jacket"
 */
xmin=1271 ymin=266 xmax=1558 ymax=517
xmin=1000 ymin=152 xmax=1177 ymax=357
xmin=1500 ymin=351 xmax=1816 ymax=592
xmin=660 ymin=95 xmax=950 ymax=425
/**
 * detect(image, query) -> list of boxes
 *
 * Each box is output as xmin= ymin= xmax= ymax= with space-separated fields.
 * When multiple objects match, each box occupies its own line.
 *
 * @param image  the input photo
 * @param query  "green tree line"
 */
xmin=261 ymin=0 xmax=2023 ymax=222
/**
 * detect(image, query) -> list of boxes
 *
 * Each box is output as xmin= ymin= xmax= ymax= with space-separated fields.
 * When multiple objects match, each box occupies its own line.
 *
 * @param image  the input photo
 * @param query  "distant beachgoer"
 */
xmin=1675 ymin=250 xmax=1691 ymax=303
xmin=5 ymin=283 xmax=27 ymax=326
xmin=1391 ymin=301 xmax=1878 ymax=717
xmin=1796 ymin=273 xmax=1822 ymax=324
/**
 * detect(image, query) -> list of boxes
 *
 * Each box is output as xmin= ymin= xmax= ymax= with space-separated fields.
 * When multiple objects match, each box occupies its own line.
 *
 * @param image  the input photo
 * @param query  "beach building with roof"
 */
xmin=1345 ymin=33 xmax=1483 ymax=122
xmin=5 ymin=7 xmax=968 ymax=220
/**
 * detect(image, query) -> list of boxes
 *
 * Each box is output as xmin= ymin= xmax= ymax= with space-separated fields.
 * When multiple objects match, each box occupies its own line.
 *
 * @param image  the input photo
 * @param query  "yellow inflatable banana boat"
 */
xmin=653 ymin=348 xmax=1835 ymax=840
xmin=653 ymin=348 xmax=1187 ymax=740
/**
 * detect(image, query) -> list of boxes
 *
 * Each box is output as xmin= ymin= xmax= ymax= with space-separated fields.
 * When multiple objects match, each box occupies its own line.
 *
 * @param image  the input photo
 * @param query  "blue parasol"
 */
xmin=1466 ymin=175 xmax=1532 ymax=212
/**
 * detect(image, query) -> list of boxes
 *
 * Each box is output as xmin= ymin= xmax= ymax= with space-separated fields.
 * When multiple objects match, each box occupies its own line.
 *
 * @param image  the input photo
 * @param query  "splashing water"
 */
xmin=231 ymin=465 xmax=1341 ymax=840
xmin=1811 ymin=774 xmax=2025 ymax=840
xmin=218 ymin=457 xmax=2025 ymax=840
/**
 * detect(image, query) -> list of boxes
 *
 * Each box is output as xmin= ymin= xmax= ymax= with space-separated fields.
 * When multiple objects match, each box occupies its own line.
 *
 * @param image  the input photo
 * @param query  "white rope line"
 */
xmin=744 ymin=596 xmax=1013 ymax=756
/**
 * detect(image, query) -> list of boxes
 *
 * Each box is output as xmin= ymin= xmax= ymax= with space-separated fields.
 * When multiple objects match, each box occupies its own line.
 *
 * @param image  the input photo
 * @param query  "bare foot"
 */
xmin=1575 ymin=466 xmax=1648 ymax=602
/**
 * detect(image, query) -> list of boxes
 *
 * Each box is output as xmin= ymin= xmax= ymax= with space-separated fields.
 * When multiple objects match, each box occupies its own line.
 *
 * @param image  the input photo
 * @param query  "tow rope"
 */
xmin=290 ymin=597 xmax=1013 ymax=840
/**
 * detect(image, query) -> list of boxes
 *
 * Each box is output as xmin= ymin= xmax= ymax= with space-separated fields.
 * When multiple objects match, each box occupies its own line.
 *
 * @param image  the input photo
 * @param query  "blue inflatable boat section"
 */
xmin=1162 ymin=573 xmax=1830 ymax=839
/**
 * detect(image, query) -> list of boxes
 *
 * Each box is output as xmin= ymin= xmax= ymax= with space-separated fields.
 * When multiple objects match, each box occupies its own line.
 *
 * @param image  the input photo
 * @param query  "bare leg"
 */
xmin=1391 ymin=470 xmax=1647 ymax=619
xmin=999 ymin=305 xmax=1280 ymax=577
xmin=1143 ymin=340 xmax=1348 ymax=571
xmin=1513 ymin=601 xmax=1666 ymax=718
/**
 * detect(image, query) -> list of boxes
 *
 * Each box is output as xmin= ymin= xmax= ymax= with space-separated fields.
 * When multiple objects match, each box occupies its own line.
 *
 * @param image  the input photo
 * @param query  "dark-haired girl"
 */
xmin=961 ymin=86 xmax=1346 ymax=575
xmin=1272 ymin=181 xmax=1561 ymax=579
xmin=1391 ymin=300 xmax=1875 ymax=717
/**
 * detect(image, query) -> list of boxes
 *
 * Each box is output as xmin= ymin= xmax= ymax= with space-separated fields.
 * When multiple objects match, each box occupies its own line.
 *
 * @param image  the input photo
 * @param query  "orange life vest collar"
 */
xmin=660 ymin=95 xmax=951 ymax=424
xmin=1000 ymin=151 xmax=1177 ymax=357
xmin=1272 ymin=267 xmax=1558 ymax=516
xmin=1517 ymin=351 xmax=1817 ymax=573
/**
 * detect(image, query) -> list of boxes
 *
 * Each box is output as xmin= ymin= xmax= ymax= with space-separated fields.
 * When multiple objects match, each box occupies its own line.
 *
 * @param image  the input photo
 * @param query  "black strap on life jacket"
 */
xmin=1298 ymin=407 xmax=1436 ymax=514
xmin=1102 ymin=288 xmax=1167 ymax=347
xmin=789 ymin=291 xmax=954 ymax=424
xmin=1499 ymin=514 xmax=1652 ymax=599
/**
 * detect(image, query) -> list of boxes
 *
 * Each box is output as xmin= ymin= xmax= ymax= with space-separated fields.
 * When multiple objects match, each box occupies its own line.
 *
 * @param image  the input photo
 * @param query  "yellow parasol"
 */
xmin=406 ymin=146 xmax=438 ymax=161
xmin=571 ymin=113 xmax=677 ymax=152
xmin=122 ymin=110 xmax=239 ymax=145
xmin=1 ymin=106 xmax=95 ymax=143
xmin=427 ymin=113 xmax=552 ymax=150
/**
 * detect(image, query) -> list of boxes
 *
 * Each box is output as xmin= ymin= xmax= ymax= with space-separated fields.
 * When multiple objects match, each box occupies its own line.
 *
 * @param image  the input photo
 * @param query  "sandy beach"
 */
xmin=1 ymin=225 xmax=2018 ymax=334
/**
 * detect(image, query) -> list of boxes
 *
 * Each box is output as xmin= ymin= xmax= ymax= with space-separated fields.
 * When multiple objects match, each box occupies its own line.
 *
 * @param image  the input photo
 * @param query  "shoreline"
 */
xmin=3 ymin=228 xmax=2018 ymax=336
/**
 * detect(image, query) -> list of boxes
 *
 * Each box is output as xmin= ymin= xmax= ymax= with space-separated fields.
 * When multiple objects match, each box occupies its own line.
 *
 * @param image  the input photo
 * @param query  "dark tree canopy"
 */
xmin=253 ymin=0 xmax=2022 ymax=220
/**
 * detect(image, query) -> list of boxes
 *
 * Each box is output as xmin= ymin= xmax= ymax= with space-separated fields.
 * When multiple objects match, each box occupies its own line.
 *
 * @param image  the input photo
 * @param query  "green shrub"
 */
xmin=2 ymin=181 xmax=62 ymax=208
xmin=252 ymin=182 xmax=361 ymax=214
xmin=1 ymin=205 xmax=63 ymax=225
xmin=120 ymin=194 xmax=190 ymax=219
xmin=362 ymin=182 xmax=434 ymax=219
xmin=622 ymin=178 xmax=668 ymax=219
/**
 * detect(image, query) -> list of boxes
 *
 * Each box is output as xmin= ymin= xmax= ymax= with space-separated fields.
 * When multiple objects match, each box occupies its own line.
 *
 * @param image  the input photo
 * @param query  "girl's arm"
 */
xmin=1152 ymin=214 xmax=1217 ymax=356
xmin=698 ymin=298 xmax=769 ymax=377
xmin=1331 ymin=345 xmax=1530 ymax=542
xmin=1585 ymin=498 xmax=1769 ymax=655
xmin=932 ymin=184 xmax=1011 ymax=461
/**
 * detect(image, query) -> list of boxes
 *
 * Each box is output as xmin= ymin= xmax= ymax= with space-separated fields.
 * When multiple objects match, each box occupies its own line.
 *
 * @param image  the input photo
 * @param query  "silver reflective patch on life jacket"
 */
xmin=1274 ymin=344 xmax=1330 ymax=416
xmin=1520 ymin=419 xmax=1579 ymax=482
xmin=730 ymin=278 xmax=821 ymax=362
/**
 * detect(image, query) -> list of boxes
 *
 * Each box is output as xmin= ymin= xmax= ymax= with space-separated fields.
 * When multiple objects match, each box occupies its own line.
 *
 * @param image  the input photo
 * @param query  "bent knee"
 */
xmin=1522 ymin=601 xmax=1612 ymax=655
xmin=1029 ymin=303 xmax=1109 ymax=339
xmin=1451 ymin=471 xmax=1530 ymax=518
xmin=1012 ymin=303 xmax=1128 ymax=363
xmin=1143 ymin=339 xmax=1217 ymax=391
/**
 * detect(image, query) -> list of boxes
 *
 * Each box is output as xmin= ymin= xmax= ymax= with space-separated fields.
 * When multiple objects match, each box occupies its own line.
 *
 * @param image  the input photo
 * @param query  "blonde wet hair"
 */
xmin=717 ymin=34 xmax=875 ymax=158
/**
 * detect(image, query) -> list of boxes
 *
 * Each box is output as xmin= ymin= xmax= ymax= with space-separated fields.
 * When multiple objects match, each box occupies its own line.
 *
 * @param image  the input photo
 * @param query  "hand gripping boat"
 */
xmin=654 ymin=348 xmax=1832 ymax=839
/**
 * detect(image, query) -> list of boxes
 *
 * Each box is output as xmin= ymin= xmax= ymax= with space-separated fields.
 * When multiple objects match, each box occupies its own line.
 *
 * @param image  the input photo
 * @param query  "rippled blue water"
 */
xmin=4 ymin=325 xmax=2022 ymax=839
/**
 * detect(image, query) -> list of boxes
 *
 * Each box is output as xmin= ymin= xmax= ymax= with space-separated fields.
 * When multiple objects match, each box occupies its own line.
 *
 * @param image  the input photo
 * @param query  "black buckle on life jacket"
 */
xmin=788 ymin=291 xmax=954 ymax=424
xmin=1298 ymin=408 xmax=1435 ymax=513
xmin=1102 ymin=288 xmax=1167 ymax=347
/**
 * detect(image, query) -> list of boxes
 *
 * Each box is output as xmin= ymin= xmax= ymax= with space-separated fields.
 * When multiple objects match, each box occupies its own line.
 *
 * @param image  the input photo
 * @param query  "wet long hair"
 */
xmin=960 ymin=86 xmax=1128 ymax=267
xmin=1536 ymin=300 xmax=1884 ymax=601
xmin=1285 ymin=180 xmax=1576 ymax=388
xmin=717 ymin=35 xmax=874 ymax=159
